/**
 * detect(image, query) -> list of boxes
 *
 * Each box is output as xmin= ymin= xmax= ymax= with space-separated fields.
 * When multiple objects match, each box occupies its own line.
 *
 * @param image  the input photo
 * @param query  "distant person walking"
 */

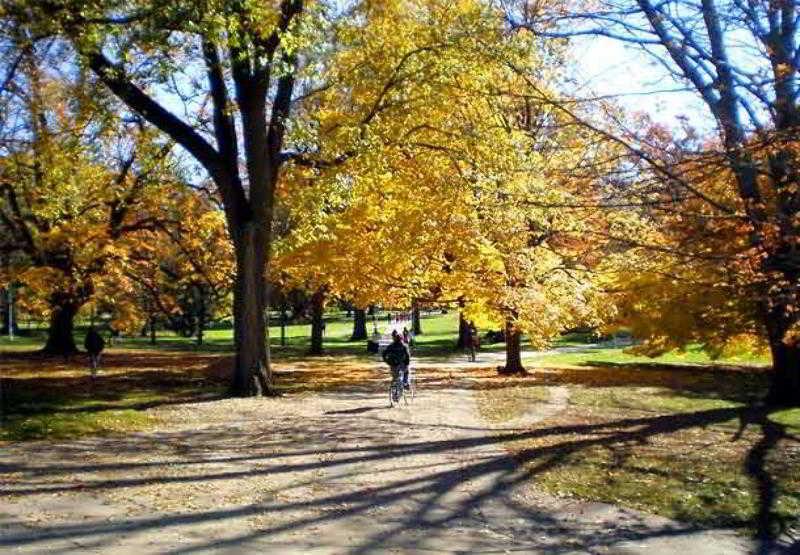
xmin=467 ymin=321 xmax=479 ymax=362
xmin=84 ymin=327 xmax=105 ymax=378
xmin=402 ymin=327 xmax=413 ymax=349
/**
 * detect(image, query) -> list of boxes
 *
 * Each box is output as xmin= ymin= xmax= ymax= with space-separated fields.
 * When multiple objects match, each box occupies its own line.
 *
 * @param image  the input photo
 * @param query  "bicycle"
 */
xmin=389 ymin=372 xmax=405 ymax=407
xmin=388 ymin=365 xmax=415 ymax=407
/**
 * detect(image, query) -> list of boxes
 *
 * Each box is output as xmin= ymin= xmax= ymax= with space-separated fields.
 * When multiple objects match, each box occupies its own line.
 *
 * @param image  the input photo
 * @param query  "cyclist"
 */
xmin=382 ymin=330 xmax=411 ymax=392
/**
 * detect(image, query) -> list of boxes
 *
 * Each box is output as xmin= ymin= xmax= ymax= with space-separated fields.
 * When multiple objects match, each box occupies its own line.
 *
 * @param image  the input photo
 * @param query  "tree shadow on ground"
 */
xmin=1 ymin=398 xmax=797 ymax=553
xmin=1 ymin=352 xmax=797 ymax=551
xmin=479 ymin=361 xmax=772 ymax=405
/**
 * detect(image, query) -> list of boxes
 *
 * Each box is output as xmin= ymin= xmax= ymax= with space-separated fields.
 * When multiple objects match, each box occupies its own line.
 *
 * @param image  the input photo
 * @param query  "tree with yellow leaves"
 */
xmin=274 ymin=0 xmax=615 ymax=373
xmin=0 ymin=52 xmax=184 ymax=354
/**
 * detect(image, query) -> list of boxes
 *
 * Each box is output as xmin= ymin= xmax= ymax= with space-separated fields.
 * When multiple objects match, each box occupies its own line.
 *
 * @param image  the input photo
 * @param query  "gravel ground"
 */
xmin=0 ymin=367 xmax=765 ymax=554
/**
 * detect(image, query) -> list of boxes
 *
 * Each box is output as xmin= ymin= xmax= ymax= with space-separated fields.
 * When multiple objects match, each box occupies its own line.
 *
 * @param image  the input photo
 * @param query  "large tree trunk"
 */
xmin=149 ymin=315 xmax=157 ymax=345
xmin=351 ymin=308 xmax=368 ymax=341
xmin=765 ymin=315 xmax=800 ymax=406
xmin=456 ymin=312 xmax=469 ymax=349
xmin=279 ymin=307 xmax=287 ymax=347
xmin=195 ymin=286 xmax=206 ymax=347
xmin=231 ymin=223 xmax=273 ymax=397
xmin=42 ymin=297 xmax=81 ymax=355
xmin=1 ymin=288 xmax=17 ymax=336
xmin=309 ymin=288 xmax=325 ymax=355
xmin=412 ymin=303 xmax=422 ymax=335
xmin=499 ymin=319 xmax=526 ymax=375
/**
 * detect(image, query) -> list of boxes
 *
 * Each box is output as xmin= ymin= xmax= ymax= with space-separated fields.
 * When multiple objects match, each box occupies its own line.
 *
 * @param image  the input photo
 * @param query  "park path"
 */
xmin=1 ymin=368 xmax=756 ymax=554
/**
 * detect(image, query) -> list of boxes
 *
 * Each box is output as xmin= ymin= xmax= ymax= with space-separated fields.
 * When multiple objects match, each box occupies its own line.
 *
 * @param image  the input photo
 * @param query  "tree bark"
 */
xmin=765 ymin=315 xmax=800 ymax=406
xmin=412 ymin=304 xmax=422 ymax=335
xmin=499 ymin=319 xmax=526 ymax=375
xmin=195 ymin=286 xmax=206 ymax=347
xmin=0 ymin=288 xmax=17 ymax=336
xmin=309 ymin=288 xmax=325 ymax=355
xmin=456 ymin=312 xmax=469 ymax=349
xmin=79 ymin=3 xmax=305 ymax=397
xmin=42 ymin=298 xmax=80 ymax=355
xmin=351 ymin=308 xmax=368 ymax=341
xmin=231 ymin=223 xmax=273 ymax=396
xmin=149 ymin=315 xmax=157 ymax=345
xmin=280 ymin=308 xmax=287 ymax=347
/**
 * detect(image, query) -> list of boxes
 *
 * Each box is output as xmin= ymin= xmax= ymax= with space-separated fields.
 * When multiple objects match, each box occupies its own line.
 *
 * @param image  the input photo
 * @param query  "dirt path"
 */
xmin=1 ymin=369 xmax=756 ymax=554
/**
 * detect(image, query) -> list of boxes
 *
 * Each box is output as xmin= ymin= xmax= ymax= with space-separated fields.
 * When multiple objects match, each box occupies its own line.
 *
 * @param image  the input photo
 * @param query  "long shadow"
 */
xmin=1 ymin=356 xmax=796 ymax=551
xmin=736 ymin=407 xmax=797 ymax=544
xmin=2 ymin=403 xmax=796 ymax=553
xmin=323 ymin=406 xmax=383 ymax=415
xmin=515 ymin=361 xmax=771 ymax=405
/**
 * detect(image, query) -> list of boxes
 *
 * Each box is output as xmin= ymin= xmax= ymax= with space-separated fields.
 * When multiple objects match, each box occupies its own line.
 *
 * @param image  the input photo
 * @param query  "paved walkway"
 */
xmin=0 ymin=370 xmax=760 ymax=553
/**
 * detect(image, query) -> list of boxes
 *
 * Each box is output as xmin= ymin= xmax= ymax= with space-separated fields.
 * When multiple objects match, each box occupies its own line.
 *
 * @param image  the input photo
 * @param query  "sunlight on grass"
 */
xmin=770 ymin=408 xmax=800 ymax=428
xmin=0 ymin=351 xmax=226 ymax=442
xmin=536 ymin=344 xmax=769 ymax=367
xmin=1 ymin=410 xmax=157 ymax=442
xmin=475 ymin=364 xmax=800 ymax=533
xmin=476 ymin=386 xmax=550 ymax=422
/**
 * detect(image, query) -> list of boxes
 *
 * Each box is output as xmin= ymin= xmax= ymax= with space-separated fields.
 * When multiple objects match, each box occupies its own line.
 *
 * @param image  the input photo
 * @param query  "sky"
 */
xmin=570 ymin=36 xmax=717 ymax=136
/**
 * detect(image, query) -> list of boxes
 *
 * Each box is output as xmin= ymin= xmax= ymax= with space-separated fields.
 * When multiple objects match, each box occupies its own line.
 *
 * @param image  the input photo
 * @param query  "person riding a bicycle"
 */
xmin=382 ymin=330 xmax=411 ymax=390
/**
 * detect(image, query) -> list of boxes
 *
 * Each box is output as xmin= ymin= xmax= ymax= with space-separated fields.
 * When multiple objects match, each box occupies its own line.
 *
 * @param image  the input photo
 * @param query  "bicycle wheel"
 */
xmin=389 ymin=380 xmax=401 ymax=407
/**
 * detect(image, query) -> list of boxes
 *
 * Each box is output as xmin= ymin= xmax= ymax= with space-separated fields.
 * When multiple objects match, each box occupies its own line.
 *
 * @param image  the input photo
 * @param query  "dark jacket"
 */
xmin=382 ymin=340 xmax=410 ymax=367
xmin=84 ymin=329 xmax=105 ymax=355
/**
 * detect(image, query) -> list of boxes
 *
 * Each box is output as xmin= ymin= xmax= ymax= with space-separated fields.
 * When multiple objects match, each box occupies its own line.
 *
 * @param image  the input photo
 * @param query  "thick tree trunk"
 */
xmin=280 ymin=309 xmax=287 ymax=347
xmin=499 ymin=319 xmax=526 ymax=375
xmin=351 ymin=308 xmax=368 ymax=341
xmin=1 ymin=288 xmax=17 ymax=336
xmin=231 ymin=224 xmax=273 ymax=397
xmin=195 ymin=287 xmax=206 ymax=347
xmin=767 ymin=340 xmax=800 ymax=405
xmin=149 ymin=316 xmax=157 ymax=345
xmin=765 ymin=315 xmax=800 ymax=406
xmin=42 ymin=299 xmax=80 ymax=355
xmin=309 ymin=288 xmax=325 ymax=355
xmin=456 ymin=312 xmax=469 ymax=349
xmin=412 ymin=304 xmax=422 ymax=335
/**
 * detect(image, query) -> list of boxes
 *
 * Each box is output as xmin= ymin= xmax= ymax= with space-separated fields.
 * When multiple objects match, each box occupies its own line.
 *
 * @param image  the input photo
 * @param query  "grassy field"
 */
xmin=0 ymin=310 xmax=466 ymax=358
xmin=474 ymin=361 xmax=799 ymax=537
xmin=0 ymin=313 xmax=781 ymax=445
xmin=2 ymin=315 xmax=798 ymax=536
xmin=535 ymin=342 xmax=769 ymax=367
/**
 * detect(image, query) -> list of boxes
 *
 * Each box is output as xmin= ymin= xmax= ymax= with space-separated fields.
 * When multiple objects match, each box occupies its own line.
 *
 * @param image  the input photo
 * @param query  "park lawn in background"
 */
xmin=475 ymin=363 xmax=800 ymax=534
xmin=0 ymin=310 xmax=464 ymax=358
xmin=536 ymin=342 xmax=770 ymax=367
xmin=0 ymin=334 xmax=46 ymax=352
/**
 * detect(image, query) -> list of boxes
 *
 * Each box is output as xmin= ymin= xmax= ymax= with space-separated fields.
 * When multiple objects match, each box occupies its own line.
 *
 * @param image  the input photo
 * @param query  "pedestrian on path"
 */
xmin=84 ymin=327 xmax=105 ymax=378
xmin=468 ymin=321 xmax=479 ymax=362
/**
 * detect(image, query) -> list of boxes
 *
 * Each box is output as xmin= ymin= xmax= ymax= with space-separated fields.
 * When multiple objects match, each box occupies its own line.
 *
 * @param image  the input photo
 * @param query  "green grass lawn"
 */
xmin=537 ymin=342 xmax=770 ymax=367
xmin=3 ymin=310 xmax=799 ymax=538
xmin=0 ymin=310 xmax=464 ymax=358
xmin=0 ymin=312 xmax=787 ymax=453
xmin=475 ymin=362 xmax=799 ymax=537
xmin=0 ymin=350 xmax=225 ymax=442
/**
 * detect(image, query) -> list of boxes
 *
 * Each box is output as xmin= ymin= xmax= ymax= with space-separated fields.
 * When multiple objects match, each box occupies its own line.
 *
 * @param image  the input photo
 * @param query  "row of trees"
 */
xmin=0 ymin=0 xmax=798 ymax=404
